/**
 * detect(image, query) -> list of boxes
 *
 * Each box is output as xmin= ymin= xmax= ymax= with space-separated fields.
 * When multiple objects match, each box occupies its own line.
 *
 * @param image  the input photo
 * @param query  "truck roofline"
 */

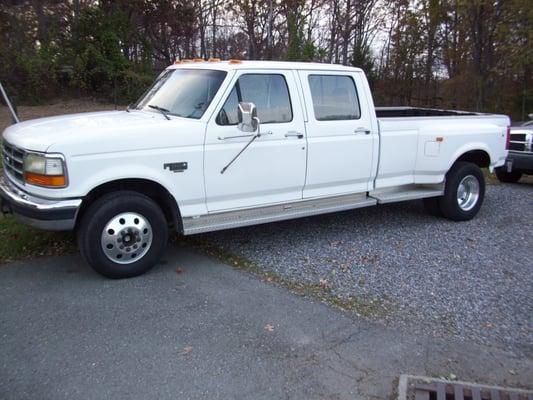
xmin=166 ymin=60 xmax=364 ymax=73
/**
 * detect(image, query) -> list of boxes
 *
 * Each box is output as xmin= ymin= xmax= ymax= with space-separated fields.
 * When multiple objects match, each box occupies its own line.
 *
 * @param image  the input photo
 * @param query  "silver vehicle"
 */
xmin=496 ymin=114 xmax=533 ymax=183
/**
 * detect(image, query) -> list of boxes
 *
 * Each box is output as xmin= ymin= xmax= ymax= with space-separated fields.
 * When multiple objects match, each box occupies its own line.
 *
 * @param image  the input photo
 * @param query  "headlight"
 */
xmin=23 ymin=153 xmax=67 ymax=188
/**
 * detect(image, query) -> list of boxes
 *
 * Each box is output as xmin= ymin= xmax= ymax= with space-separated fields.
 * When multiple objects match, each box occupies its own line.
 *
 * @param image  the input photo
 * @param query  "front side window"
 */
xmin=308 ymin=75 xmax=361 ymax=121
xmin=216 ymin=74 xmax=292 ymax=125
xmin=134 ymin=69 xmax=227 ymax=119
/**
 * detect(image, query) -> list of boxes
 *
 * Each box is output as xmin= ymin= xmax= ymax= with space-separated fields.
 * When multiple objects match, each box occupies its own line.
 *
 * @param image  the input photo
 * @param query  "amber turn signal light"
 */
xmin=25 ymin=172 xmax=66 ymax=187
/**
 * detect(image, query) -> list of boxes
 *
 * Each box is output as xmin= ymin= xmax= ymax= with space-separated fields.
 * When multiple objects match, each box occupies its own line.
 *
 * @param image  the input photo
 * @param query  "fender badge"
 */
xmin=164 ymin=162 xmax=188 ymax=173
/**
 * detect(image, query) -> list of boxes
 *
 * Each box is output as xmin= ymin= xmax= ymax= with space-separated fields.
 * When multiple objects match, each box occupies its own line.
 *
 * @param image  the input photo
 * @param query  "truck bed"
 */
xmin=376 ymin=106 xmax=478 ymax=118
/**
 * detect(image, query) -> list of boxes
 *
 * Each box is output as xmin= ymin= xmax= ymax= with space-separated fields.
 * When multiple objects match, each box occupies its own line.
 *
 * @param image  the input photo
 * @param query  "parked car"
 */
xmin=495 ymin=116 xmax=533 ymax=183
xmin=0 ymin=60 xmax=509 ymax=278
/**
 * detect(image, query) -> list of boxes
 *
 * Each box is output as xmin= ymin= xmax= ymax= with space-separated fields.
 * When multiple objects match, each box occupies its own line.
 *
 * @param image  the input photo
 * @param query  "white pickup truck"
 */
xmin=1 ymin=60 xmax=510 ymax=278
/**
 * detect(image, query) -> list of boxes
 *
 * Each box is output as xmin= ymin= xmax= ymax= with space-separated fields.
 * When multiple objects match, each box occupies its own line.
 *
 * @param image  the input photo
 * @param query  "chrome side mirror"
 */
xmin=237 ymin=102 xmax=258 ymax=132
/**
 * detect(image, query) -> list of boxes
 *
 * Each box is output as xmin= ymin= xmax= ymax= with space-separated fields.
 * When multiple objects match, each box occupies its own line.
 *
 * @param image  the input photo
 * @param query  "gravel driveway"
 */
xmin=200 ymin=183 xmax=533 ymax=355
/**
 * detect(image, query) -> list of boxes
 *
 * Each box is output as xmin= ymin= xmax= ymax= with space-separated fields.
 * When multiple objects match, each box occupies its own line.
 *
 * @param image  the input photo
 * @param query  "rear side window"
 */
xmin=216 ymin=74 xmax=292 ymax=125
xmin=308 ymin=75 xmax=361 ymax=121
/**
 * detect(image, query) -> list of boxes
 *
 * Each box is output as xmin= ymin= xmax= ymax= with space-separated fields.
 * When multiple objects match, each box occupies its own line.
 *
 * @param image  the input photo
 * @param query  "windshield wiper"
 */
xmin=148 ymin=104 xmax=171 ymax=120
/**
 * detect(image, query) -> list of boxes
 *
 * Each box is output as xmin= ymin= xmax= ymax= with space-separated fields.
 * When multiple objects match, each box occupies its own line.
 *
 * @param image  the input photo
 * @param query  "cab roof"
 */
xmin=166 ymin=60 xmax=363 ymax=73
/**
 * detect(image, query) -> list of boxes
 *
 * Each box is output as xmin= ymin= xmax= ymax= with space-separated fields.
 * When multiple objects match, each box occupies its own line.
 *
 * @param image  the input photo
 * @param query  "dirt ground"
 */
xmin=0 ymin=100 xmax=120 ymax=133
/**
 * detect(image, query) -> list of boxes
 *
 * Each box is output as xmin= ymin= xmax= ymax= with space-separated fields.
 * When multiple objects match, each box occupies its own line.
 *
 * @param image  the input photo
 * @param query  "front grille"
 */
xmin=2 ymin=141 xmax=25 ymax=184
xmin=509 ymin=130 xmax=532 ymax=153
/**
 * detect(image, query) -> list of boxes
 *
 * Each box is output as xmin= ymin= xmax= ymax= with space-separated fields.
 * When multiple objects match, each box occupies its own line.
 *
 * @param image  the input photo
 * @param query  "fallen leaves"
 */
xmin=181 ymin=346 xmax=193 ymax=355
xmin=264 ymin=324 xmax=274 ymax=332
xmin=319 ymin=278 xmax=329 ymax=289
xmin=439 ymin=373 xmax=457 ymax=381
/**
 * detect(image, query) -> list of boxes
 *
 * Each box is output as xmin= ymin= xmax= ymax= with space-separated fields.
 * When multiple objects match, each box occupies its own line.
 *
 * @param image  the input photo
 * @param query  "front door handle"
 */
xmin=285 ymin=131 xmax=304 ymax=139
xmin=354 ymin=128 xmax=371 ymax=135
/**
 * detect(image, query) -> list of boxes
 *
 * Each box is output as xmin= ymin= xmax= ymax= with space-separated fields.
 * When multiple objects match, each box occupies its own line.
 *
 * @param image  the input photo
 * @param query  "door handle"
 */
xmin=354 ymin=128 xmax=371 ymax=135
xmin=285 ymin=131 xmax=304 ymax=139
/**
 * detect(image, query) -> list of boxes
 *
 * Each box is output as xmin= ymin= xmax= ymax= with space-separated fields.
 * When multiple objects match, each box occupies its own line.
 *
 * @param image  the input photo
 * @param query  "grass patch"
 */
xmin=0 ymin=215 xmax=75 ymax=264
xmin=483 ymin=168 xmax=500 ymax=185
xmin=175 ymin=235 xmax=394 ymax=319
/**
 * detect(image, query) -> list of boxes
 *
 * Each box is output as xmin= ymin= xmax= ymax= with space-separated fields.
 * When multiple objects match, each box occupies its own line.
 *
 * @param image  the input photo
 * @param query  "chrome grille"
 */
xmin=509 ymin=129 xmax=533 ymax=153
xmin=2 ymin=141 xmax=25 ymax=184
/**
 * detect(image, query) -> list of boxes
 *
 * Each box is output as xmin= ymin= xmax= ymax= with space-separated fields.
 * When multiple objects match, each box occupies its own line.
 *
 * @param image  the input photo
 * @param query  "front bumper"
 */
xmin=504 ymin=151 xmax=533 ymax=174
xmin=0 ymin=176 xmax=82 ymax=231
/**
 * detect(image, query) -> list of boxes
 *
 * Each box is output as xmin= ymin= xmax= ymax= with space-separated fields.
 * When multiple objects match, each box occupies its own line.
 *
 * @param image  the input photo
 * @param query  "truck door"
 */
xmin=297 ymin=70 xmax=375 ymax=198
xmin=204 ymin=70 xmax=307 ymax=212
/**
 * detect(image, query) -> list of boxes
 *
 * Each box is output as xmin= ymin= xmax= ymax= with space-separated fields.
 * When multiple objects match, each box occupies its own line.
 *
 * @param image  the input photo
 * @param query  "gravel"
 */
xmin=198 ymin=183 xmax=533 ymax=355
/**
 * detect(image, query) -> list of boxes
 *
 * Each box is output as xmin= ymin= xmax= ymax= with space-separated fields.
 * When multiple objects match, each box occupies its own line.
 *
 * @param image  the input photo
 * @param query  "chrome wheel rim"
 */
xmin=101 ymin=212 xmax=153 ymax=264
xmin=456 ymin=175 xmax=480 ymax=211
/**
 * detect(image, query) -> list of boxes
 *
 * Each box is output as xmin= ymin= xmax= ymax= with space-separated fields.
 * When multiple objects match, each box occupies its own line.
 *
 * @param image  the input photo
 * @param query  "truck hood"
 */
xmin=2 ymin=110 xmax=171 ymax=153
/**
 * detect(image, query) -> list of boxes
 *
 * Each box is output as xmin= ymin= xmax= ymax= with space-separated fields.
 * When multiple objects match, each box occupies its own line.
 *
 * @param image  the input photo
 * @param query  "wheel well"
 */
xmin=76 ymin=179 xmax=182 ymax=232
xmin=455 ymin=150 xmax=491 ymax=168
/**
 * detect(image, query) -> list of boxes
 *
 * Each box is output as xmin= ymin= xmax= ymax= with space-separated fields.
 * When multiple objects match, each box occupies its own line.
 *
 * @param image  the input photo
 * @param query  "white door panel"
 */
xmin=298 ymin=71 xmax=375 ymax=198
xmin=305 ymin=133 xmax=374 ymax=196
xmin=204 ymin=70 xmax=307 ymax=212
xmin=374 ymin=127 xmax=418 ymax=188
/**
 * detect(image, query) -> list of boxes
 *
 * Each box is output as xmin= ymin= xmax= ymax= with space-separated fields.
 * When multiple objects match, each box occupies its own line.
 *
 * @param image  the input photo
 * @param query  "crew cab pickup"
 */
xmin=0 ymin=61 xmax=509 ymax=278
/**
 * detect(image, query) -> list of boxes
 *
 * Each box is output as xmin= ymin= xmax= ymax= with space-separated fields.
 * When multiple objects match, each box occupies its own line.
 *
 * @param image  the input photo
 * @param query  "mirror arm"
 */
xmin=220 ymin=117 xmax=261 ymax=174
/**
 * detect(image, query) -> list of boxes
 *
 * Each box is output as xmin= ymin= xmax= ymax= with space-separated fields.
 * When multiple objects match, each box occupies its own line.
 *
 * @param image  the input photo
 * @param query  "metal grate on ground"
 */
xmin=398 ymin=375 xmax=533 ymax=400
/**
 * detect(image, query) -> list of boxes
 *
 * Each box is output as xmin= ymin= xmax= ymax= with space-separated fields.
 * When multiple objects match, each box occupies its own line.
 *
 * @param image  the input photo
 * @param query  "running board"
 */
xmin=369 ymin=184 xmax=444 ymax=204
xmin=183 ymin=193 xmax=377 ymax=235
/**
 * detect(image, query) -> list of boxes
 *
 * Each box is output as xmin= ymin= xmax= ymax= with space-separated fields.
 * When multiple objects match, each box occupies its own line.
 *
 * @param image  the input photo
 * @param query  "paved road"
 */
xmin=1 ymin=246 xmax=531 ymax=399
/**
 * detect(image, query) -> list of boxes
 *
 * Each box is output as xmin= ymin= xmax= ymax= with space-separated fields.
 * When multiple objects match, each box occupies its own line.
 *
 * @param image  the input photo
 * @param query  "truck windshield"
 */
xmin=133 ymin=69 xmax=227 ymax=119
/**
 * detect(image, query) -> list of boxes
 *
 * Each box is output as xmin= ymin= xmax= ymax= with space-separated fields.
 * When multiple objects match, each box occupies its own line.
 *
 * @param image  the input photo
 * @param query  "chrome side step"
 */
xmin=369 ymin=184 xmax=444 ymax=204
xmin=183 ymin=193 xmax=377 ymax=235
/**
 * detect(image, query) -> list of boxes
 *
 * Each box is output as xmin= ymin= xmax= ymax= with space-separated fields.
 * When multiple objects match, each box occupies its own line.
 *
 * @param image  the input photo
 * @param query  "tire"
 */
xmin=423 ymin=197 xmax=443 ymax=217
xmin=78 ymin=191 xmax=168 ymax=279
xmin=495 ymin=167 xmax=522 ymax=183
xmin=439 ymin=161 xmax=485 ymax=221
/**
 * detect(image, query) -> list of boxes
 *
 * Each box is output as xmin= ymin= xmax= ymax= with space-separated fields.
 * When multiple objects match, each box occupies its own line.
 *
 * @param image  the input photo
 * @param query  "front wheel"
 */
xmin=439 ymin=162 xmax=485 ymax=221
xmin=78 ymin=191 xmax=168 ymax=279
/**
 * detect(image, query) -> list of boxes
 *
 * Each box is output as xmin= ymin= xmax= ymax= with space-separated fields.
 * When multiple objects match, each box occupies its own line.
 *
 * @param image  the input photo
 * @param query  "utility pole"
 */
xmin=0 ymin=82 xmax=20 ymax=124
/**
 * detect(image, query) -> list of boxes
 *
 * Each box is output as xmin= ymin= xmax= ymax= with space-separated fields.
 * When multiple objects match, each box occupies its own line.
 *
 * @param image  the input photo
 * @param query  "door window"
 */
xmin=308 ymin=75 xmax=361 ymax=121
xmin=216 ymin=74 xmax=292 ymax=125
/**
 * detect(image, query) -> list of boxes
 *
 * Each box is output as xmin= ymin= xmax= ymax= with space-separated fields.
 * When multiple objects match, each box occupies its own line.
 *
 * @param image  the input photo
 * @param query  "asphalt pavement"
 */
xmin=1 ymin=245 xmax=531 ymax=400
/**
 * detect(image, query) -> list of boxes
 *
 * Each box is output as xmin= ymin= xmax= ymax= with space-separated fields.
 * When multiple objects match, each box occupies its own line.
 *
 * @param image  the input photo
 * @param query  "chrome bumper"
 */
xmin=0 ymin=176 xmax=82 ymax=231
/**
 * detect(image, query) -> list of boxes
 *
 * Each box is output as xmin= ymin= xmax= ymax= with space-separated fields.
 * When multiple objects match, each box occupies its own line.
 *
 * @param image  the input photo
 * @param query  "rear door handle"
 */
xmin=354 ymin=128 xmax=371 ymax=135
xmin=285 ymin=131 xmax=304 ymax=139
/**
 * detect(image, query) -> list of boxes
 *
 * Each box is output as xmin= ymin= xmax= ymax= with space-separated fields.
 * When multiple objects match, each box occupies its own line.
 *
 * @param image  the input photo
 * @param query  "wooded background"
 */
xmin=0 ymin=0 xmax=531 ymax=120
